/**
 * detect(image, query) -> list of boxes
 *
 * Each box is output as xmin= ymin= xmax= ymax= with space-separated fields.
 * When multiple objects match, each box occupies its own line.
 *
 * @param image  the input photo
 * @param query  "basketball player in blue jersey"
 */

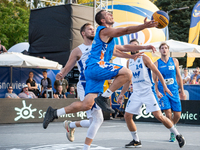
xmin=43 ymin=10 xmax=158 ymax=150
xmin=153 ymin=43 xmax=186 ymax=142
xmin=117 ymin=39 xmax=185 ymax=148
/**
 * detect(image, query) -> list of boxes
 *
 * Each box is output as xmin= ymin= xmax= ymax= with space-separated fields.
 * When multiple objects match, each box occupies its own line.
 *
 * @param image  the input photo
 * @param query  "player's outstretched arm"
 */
xmin=116 ymin=44 xmax=156 ymax=53
xmin=113 ymin=47 xmax=144 ymax=59
xmin=144 ymin=55 xmax=173 ymax=97
xmin=101 ymin=17 xmax=158 ymax=38
xmin=56 ymin=47 xmax=81 ymax=80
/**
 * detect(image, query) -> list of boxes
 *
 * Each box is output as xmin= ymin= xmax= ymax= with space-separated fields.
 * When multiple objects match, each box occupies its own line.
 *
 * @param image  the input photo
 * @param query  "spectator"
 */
xmin=0 ymin=40 xmax=7 ymax=54
xmin=26 ymin=71 xmax=40 ymax=96
xmin=65 ymin=85 xmax=76 ymax=98
xmin=182 ymin=68 xmax=190 ymax=84
xmin=54 ymin=78 xmax=68 ymax=93
xmin=55 ymin=85 xmax=66 ymax=99
xmin=18 ymin=84 xmax=37 ymax=98
xmin=40 ymin=71 xmax=52 ymax=96
xmin=198 ymin=78 xmax=200 ymax=84
xmin=5 ymin=86 xmax=19 ymax=98
xmin=190 ymin=75 xmax=198 ymax=84
xmin=190 ymin=67 xmax=200 ymax=82
xmin=43 ymin=85 xmax=56 ymax=98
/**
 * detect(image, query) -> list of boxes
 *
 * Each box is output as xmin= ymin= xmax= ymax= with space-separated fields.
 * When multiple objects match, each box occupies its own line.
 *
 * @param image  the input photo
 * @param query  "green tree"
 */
xmin=154 ymin=0 xmax=200 ymax=68
xmin=0 ymin=0 xmax=30 ymax=49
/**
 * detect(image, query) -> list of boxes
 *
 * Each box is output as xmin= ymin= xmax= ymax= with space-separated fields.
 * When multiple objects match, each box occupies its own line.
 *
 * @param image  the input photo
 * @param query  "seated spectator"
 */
xmin=18 ymin=84 xmax=37 ymax=98
xmin=198 ymin=78 xmax=200 ymax=84
xmin=190 ymin=67 xmax=200 ymax=82
xmin=42 ymin=85 xmax=56 ymax=98
xmin=26 ymin=71 xmax=40 ymax=96
xmin=190 ymin=75 xmax=198 ymax=84
xmin=40 ymin=70 xmax=52 ymax=96
xmin=54 ymin=78 xmax=68 ymax=93
xmin=65 ymin=85 xmax=76 ymax=98
xmin=0 ymin=40 xmax=7 ymax=54
xmin=182 ymin=68 xmax=190 ymax=84
xmin=55 ymin=85 xmax=66 ymax=99
xmin=5 ymin=86 xmax=19 ymax=98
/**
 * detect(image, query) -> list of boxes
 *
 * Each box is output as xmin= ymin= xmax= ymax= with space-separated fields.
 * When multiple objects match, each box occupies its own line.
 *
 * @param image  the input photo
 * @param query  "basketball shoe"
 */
xmin=63 ymin=120 xmax=75 ymax=142
xmin=43 ymin=106 xmax=58 ymax=129
xmin=176 ymin=134 xmax=186 ymax=148
xmin=125 ymin=140 xmax=142 ymax=148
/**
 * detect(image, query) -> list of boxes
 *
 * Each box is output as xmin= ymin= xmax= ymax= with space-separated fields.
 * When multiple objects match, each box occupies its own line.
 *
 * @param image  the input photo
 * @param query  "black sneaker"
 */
xmin=43 ymin=106 xmax=58 ymax=129
xmin=125 ymin=140 xmax=142 ymax=148
xmin=94 ymin=95 xmax=115 ymax=113
xmin=176 ymin=134 xmax=186 ymax=148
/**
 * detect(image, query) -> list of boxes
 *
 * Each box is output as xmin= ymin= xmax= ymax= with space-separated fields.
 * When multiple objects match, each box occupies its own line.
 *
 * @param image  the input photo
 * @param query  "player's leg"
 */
xmin=83 ymin=109 xmax=104 ymax=150
xmin=93 ymin=62 xmax=132 ymax=113
xmin=124 ymin=93 xmax=142 ymax=148
xmin=43 ymin=93 xmax=97 ymax=129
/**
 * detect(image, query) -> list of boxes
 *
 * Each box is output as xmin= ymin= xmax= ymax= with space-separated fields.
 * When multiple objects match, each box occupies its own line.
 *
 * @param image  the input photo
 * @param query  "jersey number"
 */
xmin=136 ymin=63 xmax=143 ymax=70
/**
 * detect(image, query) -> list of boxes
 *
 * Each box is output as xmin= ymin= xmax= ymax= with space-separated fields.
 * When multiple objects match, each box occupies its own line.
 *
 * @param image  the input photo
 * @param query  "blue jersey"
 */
xmin=86 ymin=26 xmax=115 ymax=67
xmin=157 ymin=57 xmax=179 ymax=94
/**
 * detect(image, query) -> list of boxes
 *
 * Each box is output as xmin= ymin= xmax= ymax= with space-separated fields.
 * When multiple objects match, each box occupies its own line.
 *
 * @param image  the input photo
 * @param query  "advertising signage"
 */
xmin=0 ymin=98 xmax=87 ymax=124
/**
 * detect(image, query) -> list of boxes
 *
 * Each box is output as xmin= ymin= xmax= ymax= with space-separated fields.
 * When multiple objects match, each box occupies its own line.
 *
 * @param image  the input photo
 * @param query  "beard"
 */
xmin=86 ymin=35 xmax=94 ymax=41
xmin=131 ymin=51 xmax=139 ymax=55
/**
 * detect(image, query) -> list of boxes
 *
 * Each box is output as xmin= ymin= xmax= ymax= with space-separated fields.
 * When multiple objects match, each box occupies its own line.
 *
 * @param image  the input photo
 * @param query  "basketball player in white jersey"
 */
xmin=117 ymin=39 xmax=185 ymax=148
xmin=55 ymin=23 xmax=103 ymax=150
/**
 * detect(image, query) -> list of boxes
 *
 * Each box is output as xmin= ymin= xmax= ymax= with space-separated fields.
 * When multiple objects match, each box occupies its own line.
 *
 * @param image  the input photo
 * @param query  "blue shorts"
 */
xmin=158 ymin=90 xmax=181 ymax=112
xmin=85 ymin=62 xmax=123 ymax=95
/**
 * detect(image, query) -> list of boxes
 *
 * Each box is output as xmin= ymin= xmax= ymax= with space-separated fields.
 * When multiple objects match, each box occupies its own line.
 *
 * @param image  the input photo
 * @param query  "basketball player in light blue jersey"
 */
xmin=117 ymin=39 xmax=185 ymax=148
xmin=153 ymin=43 xmax=186 ymax=142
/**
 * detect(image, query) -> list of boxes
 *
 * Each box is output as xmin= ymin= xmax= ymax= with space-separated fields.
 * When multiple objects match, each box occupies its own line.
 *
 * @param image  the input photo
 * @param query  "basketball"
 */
xmin=151 ymin=10 xmax=169 ymax=29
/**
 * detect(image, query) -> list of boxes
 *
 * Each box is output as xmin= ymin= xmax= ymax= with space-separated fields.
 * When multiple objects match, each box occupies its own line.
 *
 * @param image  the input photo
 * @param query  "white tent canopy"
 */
xmin=0 ymin=52 xmax=62 ymax=70
xmin=143 ymin=39 xmax=200 ymax=57
xmin=8 ymin=42 xmax=30 ymax=53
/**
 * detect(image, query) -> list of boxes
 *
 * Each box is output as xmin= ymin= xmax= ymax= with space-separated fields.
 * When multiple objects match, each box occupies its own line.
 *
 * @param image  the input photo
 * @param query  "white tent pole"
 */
xmin=10 ymin=66 xmax=13 ymax=86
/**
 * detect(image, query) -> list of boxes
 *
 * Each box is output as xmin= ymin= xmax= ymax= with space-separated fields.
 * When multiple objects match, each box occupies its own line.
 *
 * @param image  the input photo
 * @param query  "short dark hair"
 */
xmin=129 ymin=39 xmax=139 ymax=44
xmin=43 ymin=71 xmax=47 ymax=73
xmin=159 ymin=42 xmax=169 ymax=50
xmin=80 ymin=23 xmax=92 ymax=38
xmin=95 ymin=10 xmax=105 ymax=25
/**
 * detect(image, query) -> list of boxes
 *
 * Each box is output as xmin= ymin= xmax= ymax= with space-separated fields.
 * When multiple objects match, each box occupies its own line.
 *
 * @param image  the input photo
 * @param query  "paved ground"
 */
xmin=0 ymin=119 xmax=199 ymax=150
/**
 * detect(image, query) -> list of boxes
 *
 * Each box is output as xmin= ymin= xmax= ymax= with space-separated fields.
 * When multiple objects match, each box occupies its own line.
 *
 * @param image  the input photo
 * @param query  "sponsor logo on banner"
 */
xmin=14 ymin=100 xmax=87 ymax=122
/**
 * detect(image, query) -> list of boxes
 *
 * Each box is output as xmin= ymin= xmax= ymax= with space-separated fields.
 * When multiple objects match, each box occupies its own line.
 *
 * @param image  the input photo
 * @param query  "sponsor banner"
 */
xmin=183 ymin=85 xmax=200 ymax=100
xmin=0 ymin=98 xmax=87 ymax=124
xmin=132 ymin=100 xmax=200 ymax=125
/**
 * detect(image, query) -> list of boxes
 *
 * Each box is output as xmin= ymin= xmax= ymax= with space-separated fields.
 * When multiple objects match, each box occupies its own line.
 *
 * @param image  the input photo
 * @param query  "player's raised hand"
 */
xmin=145 ymin=45 xmax=156 ymax=53
xmin=117 ymin=95 xmax=124 ymax=105
xmin=56 ymin=72 xmax=63 ymax=80
xmin=143 ymin=17 xmax=158 ymax=28
xmin=131 ymin=52 xmax=144 ymax=59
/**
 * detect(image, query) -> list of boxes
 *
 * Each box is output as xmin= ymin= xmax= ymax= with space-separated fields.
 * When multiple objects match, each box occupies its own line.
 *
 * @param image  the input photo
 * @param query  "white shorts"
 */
xmin=77 ymin=81 xmax=101 ymax=119
xmin=125 ymin=87 xmax=160 ymax=115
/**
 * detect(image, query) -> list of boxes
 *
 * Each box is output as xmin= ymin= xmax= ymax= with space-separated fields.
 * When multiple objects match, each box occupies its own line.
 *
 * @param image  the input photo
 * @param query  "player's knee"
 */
xmin=82 ymin=102 xmax=93 ymax=111
xmin=154 ymin=113 xmax=164 ymax=122
xmin=124 ymin=112 xmax=132 ymax=120
xmin=127 ymin=69 xmax=132 ymax=80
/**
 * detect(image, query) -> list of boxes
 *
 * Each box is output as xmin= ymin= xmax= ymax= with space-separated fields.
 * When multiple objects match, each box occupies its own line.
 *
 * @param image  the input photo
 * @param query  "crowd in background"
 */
xmin=182 ymin=67 xmax=200 ymax=85
xmin=5 ymin=70 xmax=77 ymax=99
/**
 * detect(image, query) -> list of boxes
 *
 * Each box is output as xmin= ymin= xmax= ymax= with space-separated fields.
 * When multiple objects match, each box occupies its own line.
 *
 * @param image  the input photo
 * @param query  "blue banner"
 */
xmin=0 ymin=67 xmax=59 ymax=98
xmin=184 ymin=85 xmax=200 ymax=100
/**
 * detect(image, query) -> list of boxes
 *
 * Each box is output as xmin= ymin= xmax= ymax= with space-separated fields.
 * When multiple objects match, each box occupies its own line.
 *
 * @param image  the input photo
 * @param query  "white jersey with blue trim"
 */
xmin=77 ymin=44 xmax=92 ymax=81
xmin=129 ymin=55 xmax=154 ymax=90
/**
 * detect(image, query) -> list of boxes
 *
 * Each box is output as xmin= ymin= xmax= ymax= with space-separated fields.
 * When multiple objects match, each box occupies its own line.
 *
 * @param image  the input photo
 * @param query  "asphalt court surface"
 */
xmin=0 ymin=119 xmax=199 ymax=150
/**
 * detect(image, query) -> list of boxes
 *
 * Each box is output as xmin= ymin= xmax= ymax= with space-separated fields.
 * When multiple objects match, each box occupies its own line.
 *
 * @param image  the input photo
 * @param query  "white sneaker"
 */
xmin=63 ymin=120 xmax=75 ymax=142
